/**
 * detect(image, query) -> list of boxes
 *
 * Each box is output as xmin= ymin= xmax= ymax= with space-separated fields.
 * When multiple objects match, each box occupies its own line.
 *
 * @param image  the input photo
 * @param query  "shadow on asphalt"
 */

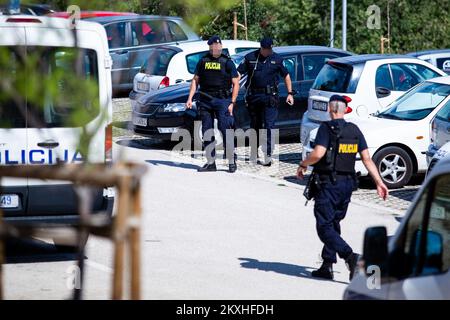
xmin=4 ymin=238 xmax=80 ymax=264
xmin=146 ymin=159 xmax=199 ymax=171
xmin=115 ymin=138 xmax=178 ymax=150
xmin=238 ymin=257 xmax=348 ymax=285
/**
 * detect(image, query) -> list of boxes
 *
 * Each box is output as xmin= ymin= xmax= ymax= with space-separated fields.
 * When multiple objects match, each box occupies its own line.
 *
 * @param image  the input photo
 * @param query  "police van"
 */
xmin=0 ymin=15 xmax=114 ymax=248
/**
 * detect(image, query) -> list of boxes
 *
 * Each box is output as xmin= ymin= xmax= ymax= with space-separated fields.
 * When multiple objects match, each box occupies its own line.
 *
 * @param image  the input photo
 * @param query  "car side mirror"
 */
xmin=376 ymin=87 xmax=391 ymax=98
xmin=363 ymin=226 xmax=388 ymax=270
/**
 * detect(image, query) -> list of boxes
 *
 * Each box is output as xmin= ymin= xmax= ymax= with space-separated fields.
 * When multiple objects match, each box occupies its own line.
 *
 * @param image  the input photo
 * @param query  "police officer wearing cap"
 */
xmin=237 ymin=37 xmax=294 ymax=166
xmin=297 ymin=95 xmax=389 ymax=281
xmin=186 ymin=35 xmax=240 ymax=173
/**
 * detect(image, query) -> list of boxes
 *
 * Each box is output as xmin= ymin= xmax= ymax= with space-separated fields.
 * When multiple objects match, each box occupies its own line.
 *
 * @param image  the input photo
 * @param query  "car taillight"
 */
xmin=105 ymin=123 xmax=113 ymax=164
xmin=345 ymin=106 xmax=353 ymax=114
xmin=343 ymin=95 xmax=352 ymax=114
xmin=6 ymin=18 xmax=42 ymax=23
xmin=158 ymin=77 xmax=169 ymax=89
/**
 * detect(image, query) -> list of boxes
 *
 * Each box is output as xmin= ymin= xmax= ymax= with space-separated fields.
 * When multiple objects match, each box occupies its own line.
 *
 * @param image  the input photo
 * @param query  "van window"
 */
xmin=186 ymin=49 xmax=231 ymax=74
xmin=105 ymin=22 xmax=127 ymax=49
xmin=312 ymin=62 xmax=358 ymax=93
xmin=403 ymin=174 xmax=450 ymax=277
xmin=141 ymin=48 xmax=178 ymax=76
xmin=0 ymin=47 xmax=26 ymax=128
xmin=27 ymin=47 xmax=99 ymax=128
xmin=426 ymin=175 xmax=450 ymax=274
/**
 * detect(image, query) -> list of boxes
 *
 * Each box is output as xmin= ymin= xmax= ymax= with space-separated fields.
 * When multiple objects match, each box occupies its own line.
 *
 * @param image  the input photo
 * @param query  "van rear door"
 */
xmin=24 ymin=27 xmax=107 ymax=216
xmin=0 ymin=28 xmax=28 ymax=216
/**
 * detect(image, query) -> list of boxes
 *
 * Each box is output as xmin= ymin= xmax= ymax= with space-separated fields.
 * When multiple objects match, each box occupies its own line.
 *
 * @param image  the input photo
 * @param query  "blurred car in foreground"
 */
xmin=344 ymin=156 xmax=450 ymax=300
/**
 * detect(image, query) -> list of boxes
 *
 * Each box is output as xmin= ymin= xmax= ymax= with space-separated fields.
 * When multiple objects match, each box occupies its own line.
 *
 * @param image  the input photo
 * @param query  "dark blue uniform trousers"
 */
xmin=198 ymin=97 xmax=235 ymax=164
xmin=246 ymin=94 xmax=278 ymax=158
xmin=314 ymin=176 xmax=354 ymax=264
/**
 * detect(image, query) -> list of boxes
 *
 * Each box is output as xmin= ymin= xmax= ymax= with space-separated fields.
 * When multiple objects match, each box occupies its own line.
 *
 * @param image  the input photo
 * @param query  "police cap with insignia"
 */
xmin=207 ymin=35 xmax=222 ymax=45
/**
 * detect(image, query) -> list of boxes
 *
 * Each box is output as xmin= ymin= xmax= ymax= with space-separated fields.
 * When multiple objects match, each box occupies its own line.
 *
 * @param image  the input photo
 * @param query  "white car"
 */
xmin=344 ymin=156 xmax=450 ymax=300
xmin=408 ymin=49 xmax=450 ymax=75
xmin=306 ymin=76 xmax=450 ymax=189
xmin=301 ymin=55 xmax=446 ymax=160
xmin=0 ymin=15 xmax=113 ymax=248
xmin=131 ymin=39 xmax=259 ymax=95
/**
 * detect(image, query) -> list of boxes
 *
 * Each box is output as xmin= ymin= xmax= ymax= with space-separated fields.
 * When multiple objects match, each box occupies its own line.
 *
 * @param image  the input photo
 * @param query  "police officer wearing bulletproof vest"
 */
xmin=237 ymin=37 xmax=294 ymax=166
xmin=186 ymin=35 xmax=240 ymax=173
xmin=297 ymin=95 xmax=389 ymax=281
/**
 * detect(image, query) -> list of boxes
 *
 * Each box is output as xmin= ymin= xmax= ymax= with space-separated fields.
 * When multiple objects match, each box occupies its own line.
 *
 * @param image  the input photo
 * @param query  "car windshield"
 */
xmin=377 ymin=81 xmax=450 ymax=121
xmin=312 ymin=62 xmax=355 ymax=93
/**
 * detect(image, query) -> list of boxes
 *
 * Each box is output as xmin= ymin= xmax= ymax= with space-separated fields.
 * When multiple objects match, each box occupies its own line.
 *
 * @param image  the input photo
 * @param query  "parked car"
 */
xmin=408 ymin=49 xmax=450 ymax=75
xmin=130 ymin=45 xmax=352 ymax=142
xmin=300 ymin=55 xmax=446 ymax=159
xmin=427 ymin=98 xmax=450 ymax=173
xmin=344 ymin=156 xmax=450 ymax=300
xmin=305 ymin=76 xmax=450 ymax=189
xmin=84 ymin=15 xmax=201 ymax=95
xmin=131 ymin=40 xmax=260 ymax=95
xmin=0 ymin=15 xmax=114 ymax=248
xmin=427 ymin=142 xmax=450 ymax=175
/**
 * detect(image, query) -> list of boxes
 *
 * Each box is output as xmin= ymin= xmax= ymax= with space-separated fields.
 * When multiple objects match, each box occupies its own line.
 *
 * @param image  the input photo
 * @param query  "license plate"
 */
xmin=0 ymin=194 xmax=19 ymax=209
xmin=137 ymin=81 xmax=150 ymax=92
xmin=132 ymin=116 xmax=148 ymax=127
xmin=312 ymin=100 xmax=328 ymax=111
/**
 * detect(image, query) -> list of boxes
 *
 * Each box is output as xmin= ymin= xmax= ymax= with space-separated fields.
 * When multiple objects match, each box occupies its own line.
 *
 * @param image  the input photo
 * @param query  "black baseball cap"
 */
xmin=207 ymin=35 xmax=222 ymax=45
xmin=260 ymin=37 xmax=273 ymax=49
xmin=329 ymin=94 xmax=351 ymax=104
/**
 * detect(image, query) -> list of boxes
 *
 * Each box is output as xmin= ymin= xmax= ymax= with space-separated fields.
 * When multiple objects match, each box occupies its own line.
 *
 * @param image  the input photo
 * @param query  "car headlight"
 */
xmin=162 ymin=103 xmax=186 ymax=113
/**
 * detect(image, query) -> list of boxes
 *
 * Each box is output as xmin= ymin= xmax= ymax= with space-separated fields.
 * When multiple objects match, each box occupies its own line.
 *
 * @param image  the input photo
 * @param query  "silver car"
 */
xmin=344 ymin=157 xmax=450 ymax=300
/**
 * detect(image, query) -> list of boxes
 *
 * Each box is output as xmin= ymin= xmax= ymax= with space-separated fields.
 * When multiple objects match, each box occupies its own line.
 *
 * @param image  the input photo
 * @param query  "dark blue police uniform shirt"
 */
xmin=314 ymin=119 xmax=368 ymax=151
xmin=237 ymin=49 xmax=289 ymax=88
xmin=194 ymin=54 xmax=239 ymax=78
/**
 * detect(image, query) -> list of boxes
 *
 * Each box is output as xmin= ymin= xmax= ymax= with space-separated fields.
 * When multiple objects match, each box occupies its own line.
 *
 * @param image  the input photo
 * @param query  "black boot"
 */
xmin=311 ymin=262 xmax=334 ymax=280
xmin=228 ymin=163 xmax=237 ymax=173
xmin=197 ymin=162 xmax=217 ymax=172
xmin=345 ymin=253 xmax=360 ymax=281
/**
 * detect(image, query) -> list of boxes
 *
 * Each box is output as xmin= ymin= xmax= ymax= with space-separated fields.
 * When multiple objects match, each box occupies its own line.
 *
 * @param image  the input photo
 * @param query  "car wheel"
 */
xmin=193 ymin=119 xmax=223 ymax=150
xmin=373 ymin=146 xmax=413 ymax=189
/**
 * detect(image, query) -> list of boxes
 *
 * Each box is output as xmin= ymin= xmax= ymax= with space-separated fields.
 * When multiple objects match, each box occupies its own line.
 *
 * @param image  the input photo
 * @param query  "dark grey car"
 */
xmin=86 ymin=15 xmax=200 ymax=95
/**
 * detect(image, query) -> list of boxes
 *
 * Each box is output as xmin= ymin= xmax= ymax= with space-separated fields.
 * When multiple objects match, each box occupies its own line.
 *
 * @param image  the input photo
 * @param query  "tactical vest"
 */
xmin=314 ymin=121 xmax=360 ymax=175
xmin=198 ymin=54 xmax=232 ymax=92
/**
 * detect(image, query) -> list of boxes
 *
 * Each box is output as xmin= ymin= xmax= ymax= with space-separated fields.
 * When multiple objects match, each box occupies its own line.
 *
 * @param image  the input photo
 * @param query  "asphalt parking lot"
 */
xmin=113 ymin=98 xmax=421 ymax=214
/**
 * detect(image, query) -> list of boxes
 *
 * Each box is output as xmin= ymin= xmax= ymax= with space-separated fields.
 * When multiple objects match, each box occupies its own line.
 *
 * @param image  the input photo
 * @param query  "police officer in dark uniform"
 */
xmin=237 ymin=37 xmax=294 ymax=166
xmin=297 ymin=95 xmax=389 ymax=281
xmin=186 ymin=35 xmax=240 ymax=173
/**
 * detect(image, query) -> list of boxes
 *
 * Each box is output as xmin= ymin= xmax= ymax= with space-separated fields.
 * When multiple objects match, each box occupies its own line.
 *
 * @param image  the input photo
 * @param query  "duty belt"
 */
xmin=249 ymin=85 xmax=278 ymax=95
xmin=200 ymin=89 xmax=231 ymax=99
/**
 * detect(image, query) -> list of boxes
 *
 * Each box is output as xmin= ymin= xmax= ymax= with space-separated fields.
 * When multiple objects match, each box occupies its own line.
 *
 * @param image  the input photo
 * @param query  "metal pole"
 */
xmin=243 ymin=0 xmax=248 ymax=41
xmin=330 ymin=0 xmax=335 ymax=47
xmin=233 ymin=12 xmax=238 ymax=40
xmin=342 ymin=0 xmax=347 ymax=51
